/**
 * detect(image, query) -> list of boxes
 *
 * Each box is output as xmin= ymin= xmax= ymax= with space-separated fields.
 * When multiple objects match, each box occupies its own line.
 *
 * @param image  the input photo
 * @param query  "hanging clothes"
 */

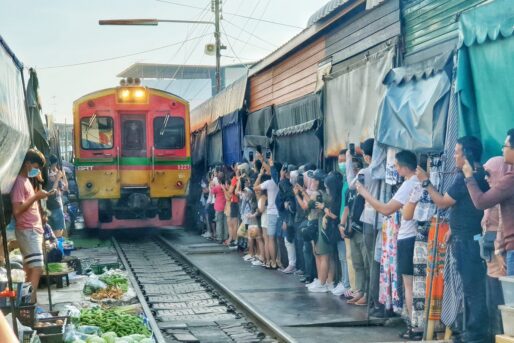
xmin=426 ymin=220 xmax=449 ymax=323
xmin=379 ymin=214 xmax=402 ymax=312
xmin=441 ymin=241 xmax=464 ymax=327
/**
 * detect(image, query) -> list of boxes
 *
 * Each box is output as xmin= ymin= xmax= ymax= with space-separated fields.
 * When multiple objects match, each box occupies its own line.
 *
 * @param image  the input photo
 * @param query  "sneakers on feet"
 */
xmin=251 ymin=260 xmax=265 ymax=266
xmin=326 ymin=282 xmax=335 ymax=291
xmin=306 ymin=278 xmax=320 ymax=288
xmin=202 ymin=232 xmax=212 ymax=238
xmin=331 ymin=283 xmax=347 ymax=296
xmin=243 ymin=254 xmax=253 ymax=261
xmin=308 ymin=283 xmax=329 ymax=293
xmin=280 ymin=265 xmax=296 ymax=274
xmin=293 ymin=269 xmax=305 ymax=276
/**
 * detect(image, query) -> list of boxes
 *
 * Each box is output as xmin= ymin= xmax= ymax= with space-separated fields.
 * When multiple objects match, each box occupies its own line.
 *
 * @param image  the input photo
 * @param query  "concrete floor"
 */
xmin=160 ymin=229 xmax=406 ymax=343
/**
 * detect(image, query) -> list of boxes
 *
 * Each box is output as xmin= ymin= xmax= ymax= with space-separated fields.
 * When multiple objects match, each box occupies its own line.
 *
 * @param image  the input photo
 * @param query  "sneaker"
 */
xmin=252 ymin=260 xmax=265 ymax=266
xmin=308 ymin=283 xmax=329 ymax=293
xmin=331 ymin=283 xmax=346 ymax=296
xmin=293 ymin=269 xmax=304 ymax=276
xmin=229 ymin=240 xmax=238 ymax=247
xmin=305 ymin=278 xmax=318 ymax=287
xmin=280 ymin=265 xmax=296 ymax=274
xmin=201 ymin=232 xmax=212 ymax=238
xmin=326 ymin=282 xmax=335 ymax=291
xmin=306 ymin=278 xmax=320 ymax=288
xmin=243 ymin=254 xmax=253 ymax=261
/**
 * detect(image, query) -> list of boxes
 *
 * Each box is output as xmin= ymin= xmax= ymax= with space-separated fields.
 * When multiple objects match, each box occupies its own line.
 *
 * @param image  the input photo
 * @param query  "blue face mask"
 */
xmin=338 ymin=162 xmax=346 ymax=173
xmin=28 ymin=168 xmax=40 ymax=178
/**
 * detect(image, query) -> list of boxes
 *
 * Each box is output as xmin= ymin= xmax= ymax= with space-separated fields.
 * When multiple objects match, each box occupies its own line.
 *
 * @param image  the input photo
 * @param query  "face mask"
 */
xmin=28 ymin=168 xmax=40 ymax=178
xmin=338 ymin=162 xmax=346 ymax=172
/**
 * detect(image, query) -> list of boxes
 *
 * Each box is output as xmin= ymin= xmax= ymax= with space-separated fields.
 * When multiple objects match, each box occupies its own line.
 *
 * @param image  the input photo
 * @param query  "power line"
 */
xmin=221 ymin=22 xmax=248 ymax=68
xmin=223 ymin=33 xmax=272 ymax=52
xmin=223 ymin=18 xmax=278 ymax=49
xmin=238 ymin=0 xmax=272 ymax=54
xmin=155 ymin=0 xmax=303 ymax=29
xmin=38 ymin=33 xmax=211 ymax=70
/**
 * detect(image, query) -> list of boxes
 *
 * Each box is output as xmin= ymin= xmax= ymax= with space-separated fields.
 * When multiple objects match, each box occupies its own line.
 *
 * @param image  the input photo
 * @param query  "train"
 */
xmin=73 ymin=78 xmax=191 ymax=230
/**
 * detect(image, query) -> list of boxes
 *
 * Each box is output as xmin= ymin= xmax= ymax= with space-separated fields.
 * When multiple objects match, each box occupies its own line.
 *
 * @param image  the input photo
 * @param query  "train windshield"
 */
xmin=154 ymin=116 xmax=185 ymax=149
xmin=80 ymin=116 xmax=114 ymax=149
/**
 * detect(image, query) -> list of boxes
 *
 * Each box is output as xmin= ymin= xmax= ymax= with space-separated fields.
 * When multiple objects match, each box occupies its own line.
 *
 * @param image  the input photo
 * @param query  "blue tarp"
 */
xmin=375 ymin=54 xmax=451 ymax=152
xmin=221 ymin=111 xmax=242 ymax=166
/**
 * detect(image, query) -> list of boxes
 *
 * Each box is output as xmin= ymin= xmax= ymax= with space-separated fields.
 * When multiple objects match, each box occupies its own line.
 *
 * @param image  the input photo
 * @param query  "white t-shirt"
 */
xmin=260 ymin=179 xmax=279 ymax=215
xmin=393 ymin=175 xmax=419 ymax=240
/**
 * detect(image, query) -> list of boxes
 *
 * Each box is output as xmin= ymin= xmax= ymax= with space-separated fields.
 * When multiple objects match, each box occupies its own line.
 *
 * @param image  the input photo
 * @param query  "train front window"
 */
xmin=153 ymin=116 xmax=185 ymax=149
xmin=122 ymin=120 xmax=145 ymax=150
xmin=81 ymin=116 xmax=113 ymax=150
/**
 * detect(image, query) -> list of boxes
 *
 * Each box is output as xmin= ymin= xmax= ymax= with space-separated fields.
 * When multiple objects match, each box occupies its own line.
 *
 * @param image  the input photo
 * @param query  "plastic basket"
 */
xmin=34 ymin=316 xmax=67 ymax=334
xmin=91 ymin=262 xmax=120 ymax=274
xmin=21 ymin=330 xmax=36 ymax=343
xmin=38 ymin=332 xmax=63 ymax=343
xmin=16 ymin=304 xmax=36 ymax=327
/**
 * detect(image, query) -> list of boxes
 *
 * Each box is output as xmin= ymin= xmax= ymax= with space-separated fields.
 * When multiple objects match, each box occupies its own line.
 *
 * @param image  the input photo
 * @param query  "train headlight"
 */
xmin=134 ymin=89 xmax=145 ymax=99
xmin=120 ymin=88 xmax=130 ymax=99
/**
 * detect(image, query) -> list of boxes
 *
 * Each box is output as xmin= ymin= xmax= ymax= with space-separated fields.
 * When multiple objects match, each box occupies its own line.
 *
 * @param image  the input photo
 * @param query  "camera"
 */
xmin=316 ymin=194 xmax=323 ymax=203
xmin=349 ymin=143 xmax=355 ymax=156
xmin=297 ymin=174 xmax=304 ymax=187
xmin=357 ymin=173 xmax=365 ymax=185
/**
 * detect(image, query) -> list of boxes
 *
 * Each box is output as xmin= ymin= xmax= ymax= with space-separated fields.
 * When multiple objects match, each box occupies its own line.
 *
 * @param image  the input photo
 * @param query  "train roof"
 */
xmin=73 ymin=86 xmax=188 ymax=106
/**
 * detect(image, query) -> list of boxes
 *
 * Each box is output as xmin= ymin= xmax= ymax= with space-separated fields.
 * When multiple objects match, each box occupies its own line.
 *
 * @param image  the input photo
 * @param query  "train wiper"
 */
xmin=84 ymin=113 xmax=97 ymax=139
xmin=159 ymin=113 xmax=170 ymax=136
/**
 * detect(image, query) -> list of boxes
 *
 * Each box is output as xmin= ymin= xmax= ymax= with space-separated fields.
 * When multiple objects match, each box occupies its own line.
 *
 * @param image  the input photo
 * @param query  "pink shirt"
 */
xmin=10 ymin=175 xmax=43 ymax=232
xmin=212 ymin=185 xmax=226 ymax=212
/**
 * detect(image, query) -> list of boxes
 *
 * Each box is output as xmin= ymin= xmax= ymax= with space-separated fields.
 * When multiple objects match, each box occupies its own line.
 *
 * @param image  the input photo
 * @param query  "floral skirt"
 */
xmin=379 ymin=216 xmax=402 ymax=312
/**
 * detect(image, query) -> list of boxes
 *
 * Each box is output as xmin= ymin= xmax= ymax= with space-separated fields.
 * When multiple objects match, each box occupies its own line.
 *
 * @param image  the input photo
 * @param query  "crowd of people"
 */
xmin=197 ymin=129 xmax=514 ymax=343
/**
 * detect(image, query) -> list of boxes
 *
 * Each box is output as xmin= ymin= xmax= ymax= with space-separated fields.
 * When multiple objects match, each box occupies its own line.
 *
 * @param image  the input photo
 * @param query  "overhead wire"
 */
xmin=223 ymin=18 xmax=277 ymax=49
xmin=155 ymin=0 xmax=303 ymax=29
xmin=38 ymin=33 xmax=211 ymax=70
xmin=238 ymin=0 xmax=272 ymax=55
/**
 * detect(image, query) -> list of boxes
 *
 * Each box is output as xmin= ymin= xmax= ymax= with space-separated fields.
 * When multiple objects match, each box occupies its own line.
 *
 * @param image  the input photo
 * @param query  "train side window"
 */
xmin=153 ymin=116 xmax=185 ymax=149
xmin=80 ymin=116 xmax=114 ymax=150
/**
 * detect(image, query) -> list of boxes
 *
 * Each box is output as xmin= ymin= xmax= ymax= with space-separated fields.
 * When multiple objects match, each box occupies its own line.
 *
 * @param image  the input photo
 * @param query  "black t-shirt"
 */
xmin=345 ymin=189 xmax=364 ymax=228
xmin=447 ymin=171 xmax=489 ymax=239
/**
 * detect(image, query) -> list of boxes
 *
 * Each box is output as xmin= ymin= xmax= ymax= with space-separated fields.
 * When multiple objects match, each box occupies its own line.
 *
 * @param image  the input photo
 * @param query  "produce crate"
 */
xmin=499 ymin=305 xmax=514 ymax=336
xmin=21 ymin=330 xmax=35 ymax=343
xmin=500 ymin=276 xmax=514 ymax=305
xmin=91 ymin=262 xmax=120 ymax=274
xmin=17 ymin=304 xmax=36 ymax=327
xmin=38 ymin=332 xmax=63 ymax=343
xmin=33 ymin=316 xmax=67 ymax=334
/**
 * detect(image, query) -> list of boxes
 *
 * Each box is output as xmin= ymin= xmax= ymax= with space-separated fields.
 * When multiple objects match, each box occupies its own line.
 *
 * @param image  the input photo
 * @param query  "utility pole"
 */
xmin=213 ymin=0 xmax=222 ymax=94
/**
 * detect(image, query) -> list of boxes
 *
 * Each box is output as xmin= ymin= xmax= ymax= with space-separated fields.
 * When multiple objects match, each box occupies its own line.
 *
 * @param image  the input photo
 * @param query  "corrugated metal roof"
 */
xmin=307 ymin=0 xmax=352 ymax=27
xmin=117 ymin=62 xmax=252 ymax=79
xmin=190 ymin=74 xmax=248 ymax=131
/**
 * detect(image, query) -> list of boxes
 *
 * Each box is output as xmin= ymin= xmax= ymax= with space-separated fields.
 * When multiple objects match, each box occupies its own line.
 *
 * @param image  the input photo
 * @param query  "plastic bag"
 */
xmin=11 ymin=269 xmax=26 ymax=283
xmin=77 ymin=325 xmax=102 ymax=336
xmin=83 ymin=275 xmax=107 ymax=295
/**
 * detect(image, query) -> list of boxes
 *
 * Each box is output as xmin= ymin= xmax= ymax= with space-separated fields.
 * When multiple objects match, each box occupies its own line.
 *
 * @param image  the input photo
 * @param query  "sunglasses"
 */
xmin=501 ymin=145 xmax=513 ymax=150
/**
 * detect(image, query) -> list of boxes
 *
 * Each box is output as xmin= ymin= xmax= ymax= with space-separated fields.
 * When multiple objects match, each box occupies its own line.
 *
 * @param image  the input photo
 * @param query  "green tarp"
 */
xmin=457 ymin=0 xmax=514 ymax=160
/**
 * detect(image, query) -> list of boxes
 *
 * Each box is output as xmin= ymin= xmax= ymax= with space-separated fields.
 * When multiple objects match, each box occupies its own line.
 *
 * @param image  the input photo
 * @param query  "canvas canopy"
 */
xmin=457 ymin=0 xmax=514 ymax=160
xmin=375 ymin=52 xmax=451 ymax=152
xmin=324 ymin=47 xmax=394 ymax=157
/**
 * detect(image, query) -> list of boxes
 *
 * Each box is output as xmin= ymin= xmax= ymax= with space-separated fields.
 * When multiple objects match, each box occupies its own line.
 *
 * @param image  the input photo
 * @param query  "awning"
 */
xmin=207 ymin=119 xmax=221 ymax=135
xmin=274 ymin=119 xmax=319 ymax=137
xmin=207 ymin=131 xmax=223 ymax=166
xmin=0 ymin=36 xmax=30 ymax=194
xmin=221 ymin=111 xmax=242 ymax=165
xmin=307 ymin=0 xmax=354 ymax=27
xmin=245 ymin=106 xmax=273 ymax=137
xmin=26 ymin=69 xmax=50 ymax=154
xmin=190 ymin=74 xmax=248 ymax=131
xmin=273 ymin=92 xmax=322 ymax=130
xmin=375 ymin=53 xmax=451 ymax=152
xmin=243 ymin=135 xmax=271 ymax=149
xmin=457 ymin=0 xmax=514 ymax=160
xmin=191 ymin=126 xmax=207 ymax=167
xmin=324 ymin=47 xmax=394 ymax=157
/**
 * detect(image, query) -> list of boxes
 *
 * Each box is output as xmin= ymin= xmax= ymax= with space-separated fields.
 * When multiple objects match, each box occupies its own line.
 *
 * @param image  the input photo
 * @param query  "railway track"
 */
xmin=113 ymin=236 xmax=294 ymax=343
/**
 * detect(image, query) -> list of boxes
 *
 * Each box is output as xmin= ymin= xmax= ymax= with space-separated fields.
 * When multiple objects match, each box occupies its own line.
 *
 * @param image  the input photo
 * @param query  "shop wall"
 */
xmin=248 ymin=37 xmax=326 ymax=113
xmin=402 ymin=0 xmax=486 ymax=64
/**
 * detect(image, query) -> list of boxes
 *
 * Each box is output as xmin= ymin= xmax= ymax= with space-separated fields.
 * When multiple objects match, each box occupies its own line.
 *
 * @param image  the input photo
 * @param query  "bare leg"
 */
xmin=256 ymin=236 xmax=265 ymax=260
xmin=403 ymin=275 xmax=414 ymax=319
xmin=268 ymin=234 xmax=277 ymax=267
xmin=318 ymin=255 xmax=329 ymax=284
xmin=262 ymin=228 xmax=270 ymax=264
xmin=327 ymin=254 xmax=335 ymax=284
xmin=28 ymin=267 xmax=43 ymax=304
xmin=247 ymin=237 xmax=255 ymax=256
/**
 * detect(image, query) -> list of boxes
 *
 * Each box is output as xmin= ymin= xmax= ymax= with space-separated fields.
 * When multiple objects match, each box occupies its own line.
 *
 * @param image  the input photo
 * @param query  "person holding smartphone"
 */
xmin=46 ymin=155 xmax=68 ymax=237
xmin=416 ymin=136 xmax=489 ymax=343
xmin=10 ymin=149 xmax=50 ymax=305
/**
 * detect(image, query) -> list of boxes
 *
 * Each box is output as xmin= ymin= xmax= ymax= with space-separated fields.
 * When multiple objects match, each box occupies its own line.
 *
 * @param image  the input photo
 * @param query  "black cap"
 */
xmin=311 ymin=169 xmax=326 ymax=181
xmin=49 ymin=155 xmax=58 ymax=165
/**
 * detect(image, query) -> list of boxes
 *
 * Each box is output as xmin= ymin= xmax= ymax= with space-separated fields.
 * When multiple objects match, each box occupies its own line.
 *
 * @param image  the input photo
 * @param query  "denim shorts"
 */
xmin=49 ymin=208 xmax=66 ymax=231
xmin=267 ymin=214 xmax=278 ymax=237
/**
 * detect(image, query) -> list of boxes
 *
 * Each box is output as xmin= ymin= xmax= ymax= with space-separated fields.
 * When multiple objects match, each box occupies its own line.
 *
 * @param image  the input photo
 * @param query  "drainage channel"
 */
xmin=113 ymin=236 xmax=290 ymax=343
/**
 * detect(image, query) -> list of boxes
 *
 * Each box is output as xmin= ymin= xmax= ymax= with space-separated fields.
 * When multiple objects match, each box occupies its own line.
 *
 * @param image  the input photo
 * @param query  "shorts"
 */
xmin=15 ymin=229 xmax=44 ymax=268
xmin=267 ymin=214 xmax=278 ymax=237
xmin=230 ymin=203 xmax=239 ymax=218
xmin=397 ymin=236 xmax=416 ymax=276
xmin=207 ymin=204 xmax=215 ymax=222
xmin=48 ymin=208 xmax=66 ymax=231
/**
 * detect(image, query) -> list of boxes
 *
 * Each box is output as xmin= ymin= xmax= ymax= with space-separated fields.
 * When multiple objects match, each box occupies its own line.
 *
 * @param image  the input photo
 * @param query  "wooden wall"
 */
xmin=248 ymin=37 xmax=326 ymax=113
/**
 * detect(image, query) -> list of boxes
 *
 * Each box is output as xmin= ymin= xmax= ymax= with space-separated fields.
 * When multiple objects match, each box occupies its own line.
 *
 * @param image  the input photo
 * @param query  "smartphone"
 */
xmin=463 ymin=147 xmax=475 ymax=170
xmin=265 ymin=151 xmax=271 ymax=159
xmin=256 ymin=145 xmax=262 ymax=154
xmin=349 ymin=143 xmax=355 ymax=156
xmin=249 ymin=151 xmax=254 ymax=162
xmin=419 ymin=154 xmax=428 ymax=171
xmin=357 ymin=173 xmax=365 ymax=185
xmin=47 ymin=189 xmax=57 ymax=195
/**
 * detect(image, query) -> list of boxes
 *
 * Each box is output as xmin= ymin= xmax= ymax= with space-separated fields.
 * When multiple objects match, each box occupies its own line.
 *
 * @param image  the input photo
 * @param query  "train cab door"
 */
xmin=120 ymin=114 xmax=148 ymax=188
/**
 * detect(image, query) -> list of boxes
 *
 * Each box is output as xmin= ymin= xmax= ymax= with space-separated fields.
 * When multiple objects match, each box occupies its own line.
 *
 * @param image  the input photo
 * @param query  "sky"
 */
xmin=0 ymin=0 xmax=323 ymax=124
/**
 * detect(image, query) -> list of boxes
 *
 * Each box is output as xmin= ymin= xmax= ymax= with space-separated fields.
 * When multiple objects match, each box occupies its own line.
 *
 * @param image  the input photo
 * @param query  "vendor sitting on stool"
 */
xmin=41 ymin=212 xmax=62 ymax=263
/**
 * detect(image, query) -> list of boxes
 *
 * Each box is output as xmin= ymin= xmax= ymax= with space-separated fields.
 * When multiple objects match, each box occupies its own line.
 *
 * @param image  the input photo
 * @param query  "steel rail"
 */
xmin=112 ymin=237 xmax=166 ymax=343
xmin=155 ymin=235 xmax=296 ymax=343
